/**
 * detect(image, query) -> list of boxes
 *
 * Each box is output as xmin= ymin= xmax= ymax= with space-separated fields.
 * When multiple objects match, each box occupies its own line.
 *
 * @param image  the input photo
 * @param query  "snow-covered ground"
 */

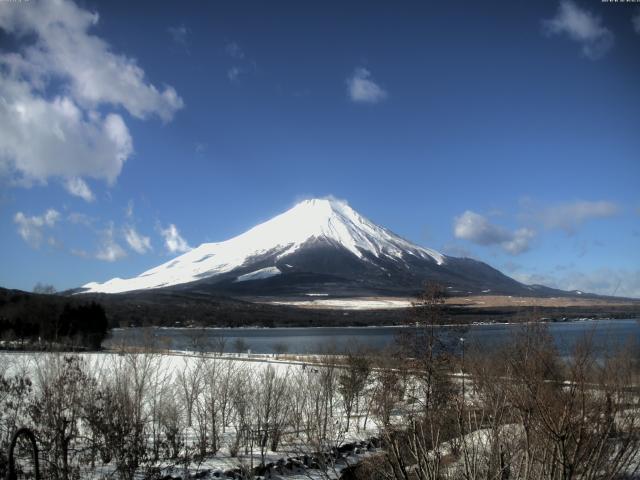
xmin=267 ymin=297 xmax=413 ymax=310
xmin=0 ymin=351 xmax=380 ymax=479
xmin=4 ymin=348 xmax=638 ymax=479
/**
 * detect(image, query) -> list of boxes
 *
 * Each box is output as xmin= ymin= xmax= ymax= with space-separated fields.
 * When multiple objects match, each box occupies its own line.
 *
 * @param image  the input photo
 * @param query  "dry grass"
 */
xmin=445 ymin=295 xmax=639 ymax=308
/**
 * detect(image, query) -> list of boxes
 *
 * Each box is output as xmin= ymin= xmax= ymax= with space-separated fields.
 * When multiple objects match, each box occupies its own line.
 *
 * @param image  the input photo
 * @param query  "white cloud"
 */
xmin=502 ymin=228 xmax=536 ymax=255
xmin=0 ymin=0 xmax=182 ymax=195
xmin=124 ymin=225 xmax=152 ymax=254
xmin=453 ymin=211 xmax=534 ymax=255
xmin=633 ymin=11 xmax=640 ymax=34
xmin=0 ymin=86 xmax=133 ymax=185
xmin=14 ymin=208 xmax=60 ymax=247
xmin=528 ymin=200 xmax=618 ymax=233
xmin=543 ymin=1 xmax=614 ymax=60
xmin=347 ymin=67 xmax=388 ymax=104
xmin=160 ymin=223 xmax=191 ymax=253
xmin=96 ymin=224 xmax=126 ymax=262
xmin=64 ymin=177 xmax=94 ymax=202
xmin=454 ymin=211 xmax=511 ymax=245
xmin=0 ymin=1 xmax=184 ymax=119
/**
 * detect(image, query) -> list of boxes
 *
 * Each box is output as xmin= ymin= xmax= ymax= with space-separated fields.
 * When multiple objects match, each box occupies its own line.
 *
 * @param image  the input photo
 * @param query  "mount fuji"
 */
xmin=81 ymin=198 xmax=549 ymax=297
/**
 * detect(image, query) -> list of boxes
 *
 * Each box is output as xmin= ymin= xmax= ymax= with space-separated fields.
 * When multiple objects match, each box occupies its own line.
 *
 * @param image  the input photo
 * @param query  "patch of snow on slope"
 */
xmin=269 ymin=297 xmax=413 ymax=310
xmin=82 ymin=198 xmax=445 ymax=293
xmin=235 ymin=267 xmax=281 ymax=282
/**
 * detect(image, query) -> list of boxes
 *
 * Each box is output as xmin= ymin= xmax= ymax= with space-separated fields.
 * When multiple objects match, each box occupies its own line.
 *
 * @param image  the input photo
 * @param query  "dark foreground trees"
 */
xmin=0 ymin=290 xmax=109 ymax=350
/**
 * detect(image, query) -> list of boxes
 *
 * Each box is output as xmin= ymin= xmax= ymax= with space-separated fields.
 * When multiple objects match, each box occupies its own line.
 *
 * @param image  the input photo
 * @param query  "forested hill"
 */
xmin=0 ymin=287 xmax=108 ymax=350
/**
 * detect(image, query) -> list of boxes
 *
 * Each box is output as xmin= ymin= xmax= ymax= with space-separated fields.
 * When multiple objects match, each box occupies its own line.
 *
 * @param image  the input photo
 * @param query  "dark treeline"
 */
xmin=0 ymin=288 xmax=109 ymax=350
xmin=2 ymin=286 xmax=639 ymax=333
xmin=81 ymin=289 xmax=640 ymax=329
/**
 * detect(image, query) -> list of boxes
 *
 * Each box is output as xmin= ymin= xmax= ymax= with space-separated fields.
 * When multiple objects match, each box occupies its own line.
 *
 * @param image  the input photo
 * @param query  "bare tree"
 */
xmin=376 ymin=283 xmax=461 ymax=480
xmin=338 ymin=351 xmax=371 ymax=432
xmin=290 ymin=366 xmax=309 ymax=437
xmin=234 ymin=338 xmax=250 ymax=355
xmin=218 ymin=359 xmax=239 ymax=433
xmin=157 ymin=391 xmax=184 ymax=460
xmin=28 ymin=355 xmax=95 ymax=480
xmin=199 ymin=357 xmax=224 ymax=455
xmin=0 ymin=364 xmax=32 ymax=477
xmin=89 ymin=352 xmax=159 ymax=480
xmin=210 ymin=334 xmax=227 ymax=357
xmin=254 ymin=364 xmax=291 ymax=464
xmin=273 ymin=342 xmax=289 ymax=358
xmin=229 ymin=364 xmax=254 ymax=459
xmin=299 ymin=356 xmax=347 ymax=478
xmin=176 ymin=356 xmax=204 ymax=427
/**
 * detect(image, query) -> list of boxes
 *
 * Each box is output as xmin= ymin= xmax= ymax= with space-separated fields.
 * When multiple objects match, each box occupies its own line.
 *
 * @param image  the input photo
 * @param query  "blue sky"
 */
xmin=0 ymin=0 xmax=639 ymax=296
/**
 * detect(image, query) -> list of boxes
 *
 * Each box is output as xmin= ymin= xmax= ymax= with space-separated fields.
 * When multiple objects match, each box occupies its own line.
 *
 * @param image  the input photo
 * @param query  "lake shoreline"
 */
xmin=110 ymin=316 xmax=639 ymax=331
xmin=104 ymin=319 xmax=640 ymax=356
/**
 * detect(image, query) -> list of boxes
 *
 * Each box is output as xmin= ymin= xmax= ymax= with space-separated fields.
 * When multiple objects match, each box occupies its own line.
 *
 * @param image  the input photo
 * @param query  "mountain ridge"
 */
xmin=80 ymin=198 xmax=573 ymax=298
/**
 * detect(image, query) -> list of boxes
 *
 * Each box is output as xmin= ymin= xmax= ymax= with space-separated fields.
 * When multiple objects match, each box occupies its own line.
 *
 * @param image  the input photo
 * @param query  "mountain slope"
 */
xmin=81 ymin=198 xmax=537 ymax=297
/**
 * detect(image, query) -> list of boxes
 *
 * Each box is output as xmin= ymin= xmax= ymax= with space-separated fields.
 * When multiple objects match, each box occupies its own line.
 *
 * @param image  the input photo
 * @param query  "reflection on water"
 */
xmin=104 ymin=319 xmax=640 ymax=356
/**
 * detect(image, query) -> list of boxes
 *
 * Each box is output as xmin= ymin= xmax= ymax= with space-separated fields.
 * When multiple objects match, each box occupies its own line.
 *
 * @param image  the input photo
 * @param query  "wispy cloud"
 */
xmin=125 ymin=200 xmax=135 ymax=219
xmin=67 ymin=212 xmax=94 ymax=226
xmin=226 ymin=63 xmax=257 ymax=83
xmin=224 ymin=42 xmax=245 ymax=59
xmin=124 ymin=225 xmax=152 ymax=254
xmin=227 ymin=66 xmax=242 ymax=82
xmin=160 ymin=223 xmax=191 ymax=253
xmin=512 ymin=267 xmax=640 ymax=299
xmin=347 ymin=67 xmax=388 ymax=104
xmin=96 ymin=224 xmax=126 ymax=262
xmin=64 ymin=177 xmax=95 ymax=202
xmin=195 ymin=142 xmax=207 ymax=154
xmin=168 ymin=24 xmax=189 ymax=50
xmin=70 ymin=248 xmax=90 ymax=259
xmin=14 ymin=209 xmax=60 ymax=248
xmin=524 ymin=200 xmax=618 ymax=233
xmin=542 ymin=1 xmax=614 ymax=60
xmin=0 ymin=0 xmax=183 ymax=198
xmin=224 ymin=41 xmax=255 ymax=82
xmin=453 ymin=211 xmax=534 ymax=255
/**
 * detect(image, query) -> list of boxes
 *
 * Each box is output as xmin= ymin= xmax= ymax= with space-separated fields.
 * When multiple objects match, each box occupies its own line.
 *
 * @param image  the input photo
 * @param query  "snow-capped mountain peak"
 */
xmin=82 ymin=198 xmax=445 ymax=294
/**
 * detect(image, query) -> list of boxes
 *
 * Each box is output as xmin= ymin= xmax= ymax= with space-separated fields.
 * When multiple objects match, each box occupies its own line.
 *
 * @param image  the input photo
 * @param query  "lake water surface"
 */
xmin=105 ymin=319 xmax=640 ymax=356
